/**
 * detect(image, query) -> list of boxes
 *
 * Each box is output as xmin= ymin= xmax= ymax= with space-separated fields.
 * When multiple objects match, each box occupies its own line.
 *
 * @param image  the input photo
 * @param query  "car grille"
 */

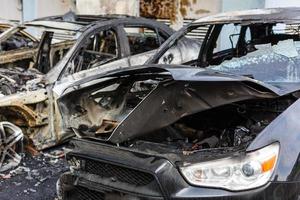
xmin=67 ymin=186 xmax=105 ymax=200
xmin=83 ymin=158 xmax=155 ymax=186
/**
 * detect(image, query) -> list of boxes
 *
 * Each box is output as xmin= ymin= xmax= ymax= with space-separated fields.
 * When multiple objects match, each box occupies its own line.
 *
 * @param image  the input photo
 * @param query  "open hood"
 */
xmin=58 ymin=65 xmax=285 ymax=144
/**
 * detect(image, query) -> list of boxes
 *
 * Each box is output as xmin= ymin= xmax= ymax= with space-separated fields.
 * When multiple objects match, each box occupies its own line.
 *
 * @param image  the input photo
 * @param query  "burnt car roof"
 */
xmin=23 ymin=20 xmax=85 ymax=31
xmin=193 ymin=7 xmax=300 ymax=25
xmin=36 ymin=13 xmax=145 ymax=24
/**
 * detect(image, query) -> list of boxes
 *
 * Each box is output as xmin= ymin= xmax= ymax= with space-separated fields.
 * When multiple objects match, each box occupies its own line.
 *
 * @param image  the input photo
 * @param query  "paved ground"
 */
xmin=0 ymin=146 xmax=68 ymax=200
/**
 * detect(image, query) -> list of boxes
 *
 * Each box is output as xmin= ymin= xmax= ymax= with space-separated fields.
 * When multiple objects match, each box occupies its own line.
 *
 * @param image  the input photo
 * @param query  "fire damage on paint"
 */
xmin=57 ymin=8 xmax=300 ymax=200
xmin=0 ymin=18 xmax=81 ymax=173
xmin=0 ymin=13 xmax=185 ymax=172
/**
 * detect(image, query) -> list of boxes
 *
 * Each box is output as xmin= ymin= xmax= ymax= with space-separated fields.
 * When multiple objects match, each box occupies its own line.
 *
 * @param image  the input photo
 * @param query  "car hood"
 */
xmin=58 ymin=65 xmax=300 ymax=144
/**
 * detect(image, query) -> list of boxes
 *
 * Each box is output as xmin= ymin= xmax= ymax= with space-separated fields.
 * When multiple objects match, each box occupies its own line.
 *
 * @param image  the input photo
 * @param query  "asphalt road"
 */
xmin=0 ymin=147 xmax=68 ymax=200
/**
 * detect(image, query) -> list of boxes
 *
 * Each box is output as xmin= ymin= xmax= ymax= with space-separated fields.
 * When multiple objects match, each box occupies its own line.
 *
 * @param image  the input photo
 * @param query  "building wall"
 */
xmin=76 ymin=0 xmax=139 ymax=16
xmin=176 ymin=0 xmax=222 ymax=29
xmin=23 ymin=0 xmax=75 ymax=22
xmin=1 ymin=0 xmax=298 ymax=24
xmin=222 ymin=0 xmax=265 ymax=12
xmin=23 ymin=0 xmax=36 ymax=22
xmin=76 ymin=0 xmax=222 ymax=29
xmin=34 ymin=0 xmax=75 ymax=19
xmin=139 ymin=0 xmax=222 ymax=30
xmin=182 ymin=0 xmax=222 ymax=19
xmin=75 ymin=0 xmax=265 ymax=30
xmin=0 ymin=0 xmax=22 ymax=21
xmin=265 ymin=0 xmax=300 ymax=8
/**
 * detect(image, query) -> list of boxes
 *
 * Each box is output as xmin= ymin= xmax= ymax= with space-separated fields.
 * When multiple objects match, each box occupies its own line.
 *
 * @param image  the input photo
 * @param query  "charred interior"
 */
xmin=60 ymin=70 xmax=297 ymax=156
xmin=59 ymin=74 xmax=167 ymax=136
xmin=127 ymin=96 xmax=295 ymax=155
xmin=0 ymin=25 xmax=77 ymax=96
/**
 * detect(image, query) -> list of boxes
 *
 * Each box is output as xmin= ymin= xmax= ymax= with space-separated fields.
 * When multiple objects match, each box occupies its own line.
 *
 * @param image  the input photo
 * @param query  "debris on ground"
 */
xmin=0 ymin=146 xmax=68 ymax=200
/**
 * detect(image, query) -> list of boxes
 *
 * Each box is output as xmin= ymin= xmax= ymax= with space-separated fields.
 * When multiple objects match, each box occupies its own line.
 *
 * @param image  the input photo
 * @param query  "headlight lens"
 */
xmin=180 ymin=143 xmax=279 ymax=191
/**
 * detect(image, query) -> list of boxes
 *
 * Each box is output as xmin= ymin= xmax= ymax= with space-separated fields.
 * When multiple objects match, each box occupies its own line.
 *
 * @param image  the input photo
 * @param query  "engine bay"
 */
xmin=125 ymin=96 xmax=295 ymax=155
xmin=59 ymin=68 xmax=298 ymax=158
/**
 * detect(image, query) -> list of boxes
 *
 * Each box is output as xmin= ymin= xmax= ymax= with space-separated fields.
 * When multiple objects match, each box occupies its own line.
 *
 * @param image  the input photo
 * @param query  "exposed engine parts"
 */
xmin=0 ymin=67 xmax=43 ymax=96
xmin=126 ymin=97 xmax=294 ymax=154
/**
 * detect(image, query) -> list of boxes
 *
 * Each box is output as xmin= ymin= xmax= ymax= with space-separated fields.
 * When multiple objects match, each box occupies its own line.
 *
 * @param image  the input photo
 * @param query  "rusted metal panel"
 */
xmin=140 ymin=0 xmax=178 ymax=22
xmin=0 ymin=89 xmax=48 ymax=126
xmin=0 ymin=48 xmax=38 ymax=64
xmin=140 ymin=0 xmax=221 ymax=29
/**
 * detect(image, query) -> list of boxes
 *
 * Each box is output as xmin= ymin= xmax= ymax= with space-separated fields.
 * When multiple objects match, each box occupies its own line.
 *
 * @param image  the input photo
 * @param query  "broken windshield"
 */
xmin=149 ymin=22 xmax=300 ymax=87
xmin=209 ymin=39 xmax=300 ymax=83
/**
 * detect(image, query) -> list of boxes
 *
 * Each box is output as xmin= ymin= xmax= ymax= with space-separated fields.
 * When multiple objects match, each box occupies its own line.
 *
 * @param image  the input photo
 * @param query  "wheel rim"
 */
xmin=0 ymin=122 xmax=23 ymax=172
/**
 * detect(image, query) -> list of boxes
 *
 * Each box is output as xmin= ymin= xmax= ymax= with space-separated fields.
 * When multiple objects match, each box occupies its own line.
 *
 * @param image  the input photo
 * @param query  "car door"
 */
xmin=50 ymin=24 xmax=130 ymax=140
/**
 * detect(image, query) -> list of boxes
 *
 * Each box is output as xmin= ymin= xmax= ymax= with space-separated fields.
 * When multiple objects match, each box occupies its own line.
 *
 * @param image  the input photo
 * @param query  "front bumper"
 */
xmin=58 ymin=139 xmax=300 ymax=200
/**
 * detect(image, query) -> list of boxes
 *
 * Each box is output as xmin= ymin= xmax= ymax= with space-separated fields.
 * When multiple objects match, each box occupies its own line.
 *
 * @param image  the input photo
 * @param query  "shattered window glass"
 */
xmin=210 ymin=39 xmax=300 ymax=83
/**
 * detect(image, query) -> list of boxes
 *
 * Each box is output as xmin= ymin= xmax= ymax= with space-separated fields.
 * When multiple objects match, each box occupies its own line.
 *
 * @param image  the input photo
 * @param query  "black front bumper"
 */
xmin=58 ymin=139 xmax=300 ymax=200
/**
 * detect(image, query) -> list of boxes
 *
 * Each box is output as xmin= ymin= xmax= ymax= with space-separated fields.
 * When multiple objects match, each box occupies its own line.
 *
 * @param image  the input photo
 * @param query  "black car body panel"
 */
xmin=57 ymin=8 xmax=300 ymax=200
xmin=59 ymin=137 xmax=300 ymax=200
xmin=57 ymin=65 xmax=300 ymax=199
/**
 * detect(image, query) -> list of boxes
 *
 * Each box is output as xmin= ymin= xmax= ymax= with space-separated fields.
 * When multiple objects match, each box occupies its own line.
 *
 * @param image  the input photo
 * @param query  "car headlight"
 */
xmin=180 ymin=143 xmax=279 ymax=191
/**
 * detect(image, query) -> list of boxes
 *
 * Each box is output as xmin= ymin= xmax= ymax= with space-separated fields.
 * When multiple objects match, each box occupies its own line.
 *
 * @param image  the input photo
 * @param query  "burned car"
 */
xmin=0 ymin=19 xmax=81 ymax=172
xmin=0 ymin=14 xmax=182 ymax=172
xmin=58 ymin=8 xmax=300 ymax=199
xmin=0 ymin=20 xmax=38 ymax=56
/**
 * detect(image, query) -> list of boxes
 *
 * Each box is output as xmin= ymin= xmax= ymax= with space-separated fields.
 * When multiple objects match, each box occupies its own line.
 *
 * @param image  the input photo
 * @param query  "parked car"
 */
xmin=0 ymin=21 xmax=40 ymax=68
xmin=57 ymin=8 xmax=300 ymax=199
xmin=0 ymin=14 xmax=180 ymax=172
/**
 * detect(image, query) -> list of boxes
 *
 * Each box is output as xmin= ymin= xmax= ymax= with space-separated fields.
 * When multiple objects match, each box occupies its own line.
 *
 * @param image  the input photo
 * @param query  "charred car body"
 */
xmin=0 ymin=20 xmax=39 ymax=68
xmin=0 ymin=14 xmax=186 ymax=172
xmin=58 ymin=8 xmax=300 ymax=199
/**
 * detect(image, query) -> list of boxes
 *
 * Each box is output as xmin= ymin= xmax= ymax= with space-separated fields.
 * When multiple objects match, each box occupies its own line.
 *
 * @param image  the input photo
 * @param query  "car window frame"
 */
xmin=121 ymin=24 xmax=168 ymax=56
xmin=120 ymin=21 xmax=171 ymax=56
xmin=54 ymin=19 xmax=173 ymax=83
xmin=58 ymin=24 xmax=126 ymax=78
